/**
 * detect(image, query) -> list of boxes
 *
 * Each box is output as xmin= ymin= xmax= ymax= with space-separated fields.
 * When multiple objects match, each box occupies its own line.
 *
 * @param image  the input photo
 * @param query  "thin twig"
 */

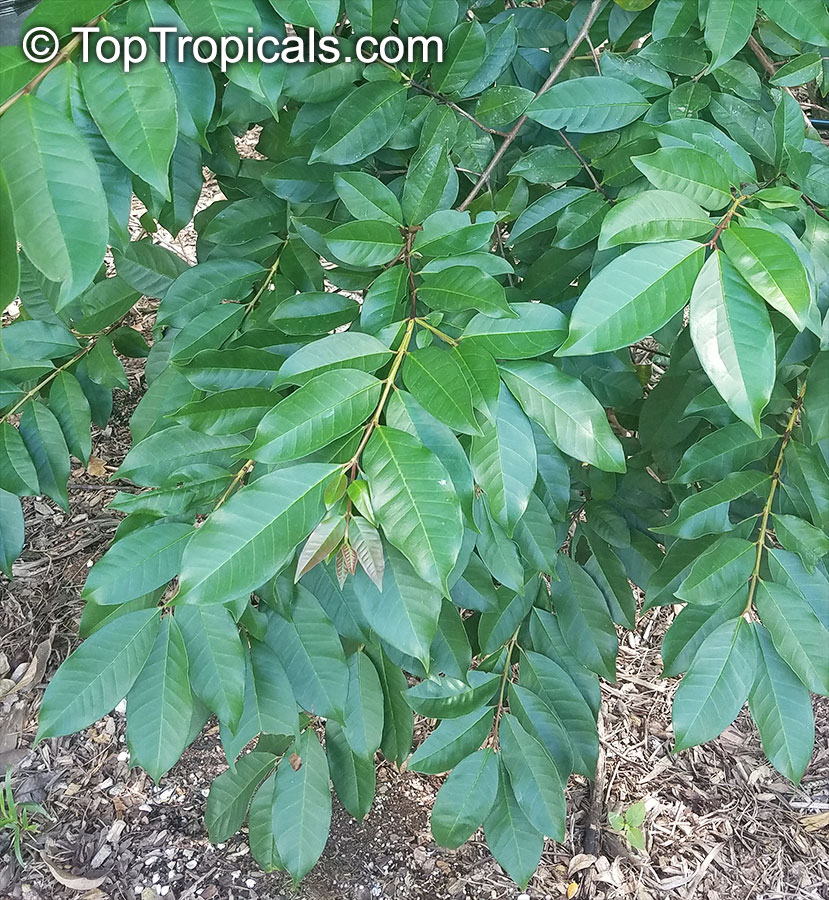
xmin=557 ymin=129 xmax=612 ymax=200
xmin=458 ymin=0 xmax=604 ymax=211
xmin=405 ymin=76 xmax=510 ymax=137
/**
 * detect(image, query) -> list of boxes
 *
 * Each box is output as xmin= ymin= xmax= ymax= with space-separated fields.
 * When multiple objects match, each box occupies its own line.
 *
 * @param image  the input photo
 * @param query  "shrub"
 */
xmin=1 ymin=0 xmax=827 ymax=888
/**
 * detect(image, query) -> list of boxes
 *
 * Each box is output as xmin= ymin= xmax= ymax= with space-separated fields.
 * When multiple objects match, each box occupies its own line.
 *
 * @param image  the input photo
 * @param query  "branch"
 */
xmin=458 ymin=0 xmax=604 ymax=211
xmin=557 ymin=129 xmax=612 ymax=200
xmin=744 ymin=377 xmax=808 ymax=615
xmin=0 ymin=10 xmax=111 ymax=117
xmin=405 ymin=77 xmax=510 ymax=137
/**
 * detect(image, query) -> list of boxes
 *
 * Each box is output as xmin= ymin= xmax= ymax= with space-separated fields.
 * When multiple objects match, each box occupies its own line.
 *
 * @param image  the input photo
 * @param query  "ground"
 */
xmin=1 ymin=160 xmax=828 ymax=900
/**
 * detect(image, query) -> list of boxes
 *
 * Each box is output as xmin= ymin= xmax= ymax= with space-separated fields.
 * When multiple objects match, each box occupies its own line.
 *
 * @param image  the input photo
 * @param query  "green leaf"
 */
xmin=247 ymin=774 xmax=281 ymax=872
xmin=431 ymin=19 xmax=487 ymax=96
xmin=690 ymin=250 xmax=775 ymax=433
xmin=177 ymin=464 xmax=337 ymax=604
xmin=553 ymin=556 xmax=617 ymax=682
xmin=353 ymin=546 xmax=442 ymax=669
xmin=83 ymin=523 xmax=193 ymax=606
xmin=418 ymin=266 xmax=515 ymax=319
xmin=386 ymin=389 xmax=476 ymax=526
xmin=672 ymin=422 xmax=777 ymax=483
xmin=0 ymin=95 xmax=107 ymax=305
xmin=19 ymin=402 xmax=70 ymax=511
xmin=520 ymin=649 xmax=599 ymax=778
xmin=325 ymin=719 xmax=376 ymax=821
xmin=527 ymin=77 xmax=649 ymax=133
xmin=220 ymin=643 xmax=298 ymax=765
xmin=704 ymin=0 xmax=758 ymax=71
xmin=272 ymin=729 xmax=332 ymax=884
xmin=583 ymin=529 xmax=636 ymax=629
xmin=249 ymin=370 xmax=379 ymax=463
xmin=205 ymin=750 xmax=276 ymax=843
xmin=343 ymin=651 xmax=384 ymax=757
xmin=276 ymin=332 xmax=392 ymax=387
xmin=363 ymin=426 xmax=463 ymax=594
xmin=126 ymin=616 xmax=193 ymax=783
xmin=675 ymin=536 xmax=755 ymax=605
xmin=755 ymin=580 xmax=829 ymax=695
xmin=176 ymin=605 xmax=246 ymax=729
xmin=720 ymin=225 xmax=813 ymax=332
xmin=157 ymin=260 xmax=263 ymax=329
xmin=326 ymin=220 xmax=403 ymax=267
xmin=598 ymin=191 xmax=712 ymax=249
xmin=749 ymin=624 xmax=815 ymax=784
xmin=471 ymin=386 xmax=536 ymax=536
xmin=431 ymin=749 xmax=499 ymax=849
xmin=37 ymin=609 xmax=161 ymax=740
xmin=632 ymin=147 xmax=733 ymax=210
xmin=661 ymin=590 xmax=745 ymax=677
xmin=558 ymin=241 xmax=705 ymax=356
xmin=474 ymin=499 xmax=525 ymax=594
xmin=770 ymin=52 xmax=822 ymax=87
xmin=263 ymin=587 xmax=349 ymax=723
xmin=402 ymin=144 xmax=457 ymax=226
xmin=414 ymin=210 xmax=496 ymax=259
xmin=509 ymin=187 xmax=589 ymax=245
xmin=483 ymin=762 xmax=543 ymax=891
xmin=500 ymin=360 xmax=626 ymax=473
xmin=0 ymin=489 xmax=24 ymax=578
xmin=407 ymin=707 xmax=493 ymax=774
xmin=507 ymin=683 xmax=573 ymax=781
xmin=654 ymin=471 xmax=769 ymax=539
xmin=0 ymin=161 xmax=18 ymax=310
xmin=772 ymin=514 xmax=829 ymax=572
xmin=672 ymin=617 xmax=757 ymax=751
xmin=0 ymin=422 xmax=39 ymax=496
xmin=334 ymin=172 xmax=402 ymax=225
xmin=80 ymin=45 xmax=177 ymax=198
xmin=312 ymin=82 xmax=407 ymax=165
xmin=508 ymin=145 xmax=582 ymax=185
xmin=173 ymin=389 xmax=279 ymax=436
xmin=171 ymin=305 xmax=245 ymax=363
xmin=461 ymin=304 xmax=567 ymax=358
xmin=404 ymin=670 xmax=499 ymax=719
xmin=477 ymin=85 xmax=533 ymax=129
xmin=270 ymin=0 xmax=338 ymax=31
xmin=759 ymin=0 xmax=829 ymax=44
xmin=402 ymin=347 xmax=480 ymax=436
xmin=500 ymin=714 xmax=565 ymax=840
xmin=366 ymin=646 xmax=413 ymax=766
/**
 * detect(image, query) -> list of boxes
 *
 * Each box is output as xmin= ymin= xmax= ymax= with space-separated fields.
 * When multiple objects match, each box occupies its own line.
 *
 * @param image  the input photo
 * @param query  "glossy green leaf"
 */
xmin=177 ymin=464 xmax=337 ymax=604
xmin=402 ymin=347 xmax=480 ymax=436
xmin=527 ymin=77 xmax=649 ymax=133
xmin=755 ymin=580 xmax=829 ymax=695
xmin=598 ymin=191 xmax=712 ymax=249
xmin=0 ymin=95 xmax=107 ymax=304
xmin=363 ymin=426 xmax=463 ymax=594
xmin=250 ymin=370 xmax=379 ymax=463
xmin=558 ymin=241 xmax=705 ymax=356
xmin=407 ymin=707 xmax=493 ymax=774
xmin=418 ymin=266 xmax=515 ymax=319
xmin=205 ymin=750 xmax=276 ymax=843
xmin=704 ymin=0 xmax=758 ymax=71
xmin=37 ymin=609 xmax=161 ymax=740
xmin=690 ymin=250 xmax=775 ymax=433
xmin=720 ymin=225 xmax=813 ymax=332
xmin=672 ymin=617 xmax=757 ymax=751
xmin=272 ymin=729 xmax=332 ymax=884
xmin=461 ymin=304 xmax=567 ymax=358
xmin=126 ymin=616 xmax=193 ymax=783
xmin=431 ymin=749 xmax=499 ymax=849
xmin=632 ymin=147 xmax=733 ymax=210
xmin=500 ymin=360 xmax=626 ymax=473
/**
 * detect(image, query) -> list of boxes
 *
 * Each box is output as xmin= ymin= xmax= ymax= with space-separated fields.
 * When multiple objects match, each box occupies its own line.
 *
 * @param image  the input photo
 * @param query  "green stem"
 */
xmin=744 ymin=378 xmax=808 ymax=615
xmin=414 ymin=318 xmax=458 ymax=347
xmin=491 ymin=631 xmax=519 ymax=748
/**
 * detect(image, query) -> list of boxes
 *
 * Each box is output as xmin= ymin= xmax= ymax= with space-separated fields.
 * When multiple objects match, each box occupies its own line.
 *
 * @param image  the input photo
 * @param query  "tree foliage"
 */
xmin=2 ymin=0 xmax=829 ymax=887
